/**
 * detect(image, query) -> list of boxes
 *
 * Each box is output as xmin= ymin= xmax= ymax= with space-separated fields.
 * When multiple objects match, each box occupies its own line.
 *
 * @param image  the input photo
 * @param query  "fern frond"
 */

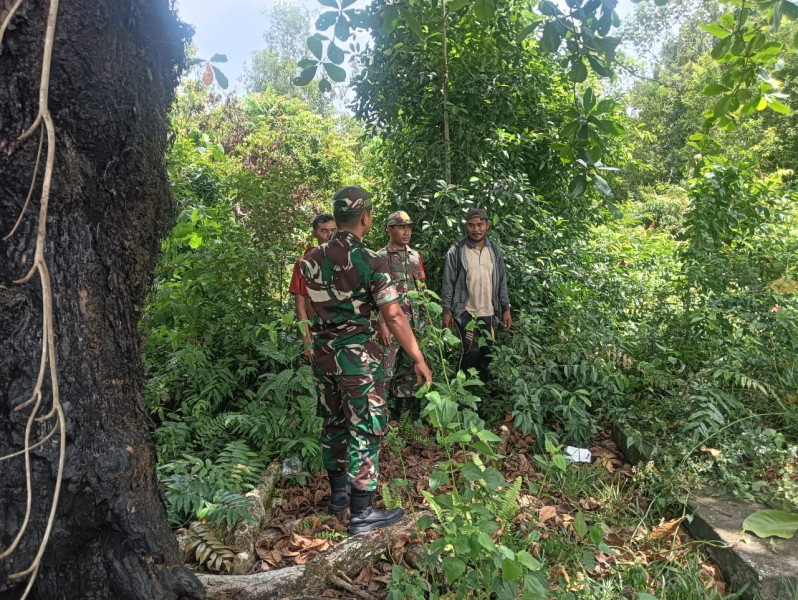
xmin=421 ymin=490 xmax=444 ymax=524
xmin=498 ymin=476 xmax=522 ymax=523
xmin=186 ymin=522 xmax=236 ymax=573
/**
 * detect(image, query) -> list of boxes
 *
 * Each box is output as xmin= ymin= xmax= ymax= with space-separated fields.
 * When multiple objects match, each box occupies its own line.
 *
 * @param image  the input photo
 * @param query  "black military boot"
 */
xmin=348 ymin=490 xmax=404 ymax=535
xmin=327 ymin=470 xmax=350 ymax=516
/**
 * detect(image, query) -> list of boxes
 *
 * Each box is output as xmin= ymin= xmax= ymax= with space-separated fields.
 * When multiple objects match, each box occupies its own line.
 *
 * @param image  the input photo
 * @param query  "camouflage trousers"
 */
xmin=382 ymin=341 xmax=417 ymax=400
xmin=312 ymin=344 xmax=388 ymax=492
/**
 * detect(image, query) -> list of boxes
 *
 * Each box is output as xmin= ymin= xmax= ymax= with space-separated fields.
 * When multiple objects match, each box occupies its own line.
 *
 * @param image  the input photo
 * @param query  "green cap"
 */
xmin=333 ymin=186 xmax=373 ymax=214
xmin=387 ymin=210 xmax=413 ymax=227
xmin=466 ymin=208 xmax=489 ymax=221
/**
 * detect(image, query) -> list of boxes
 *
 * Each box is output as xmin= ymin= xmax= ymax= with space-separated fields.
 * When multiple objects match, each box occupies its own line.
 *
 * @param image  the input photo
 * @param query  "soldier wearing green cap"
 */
xmin=377 ymin=210 xmax=427 ymax=419
xmin=301 ymin=186 xmax=433 ymax=535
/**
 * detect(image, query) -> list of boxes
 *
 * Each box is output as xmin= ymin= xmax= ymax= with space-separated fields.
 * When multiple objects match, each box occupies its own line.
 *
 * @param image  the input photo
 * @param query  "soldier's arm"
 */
xmin=379 ymin=300 xmax=432 ymax=385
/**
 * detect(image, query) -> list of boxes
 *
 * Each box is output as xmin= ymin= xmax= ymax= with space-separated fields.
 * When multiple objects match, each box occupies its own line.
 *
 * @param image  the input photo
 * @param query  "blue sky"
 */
xmin=175 ymin=0 xmax=307 ymax=92
xmin=176 ymin=0 xmax=637 ymax=93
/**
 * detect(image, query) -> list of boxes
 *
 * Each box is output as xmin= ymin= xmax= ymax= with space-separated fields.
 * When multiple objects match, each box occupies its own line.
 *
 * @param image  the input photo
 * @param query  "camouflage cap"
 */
xmin=333 ymin=186 xmax=373 ymax=215
xmin=387 ymin=210 xmax=413 ymax=227
xmin=465 ymin=208 xmax=489 ymax=221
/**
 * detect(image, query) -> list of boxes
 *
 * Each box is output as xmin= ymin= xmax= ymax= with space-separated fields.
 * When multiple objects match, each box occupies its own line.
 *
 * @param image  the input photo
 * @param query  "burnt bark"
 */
xmin=0 ymin=1 xmax=203 ymax=598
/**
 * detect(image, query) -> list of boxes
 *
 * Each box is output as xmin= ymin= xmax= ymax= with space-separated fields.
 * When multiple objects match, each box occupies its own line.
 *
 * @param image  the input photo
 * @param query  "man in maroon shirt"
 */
xmin=289 ymin=213 xmax=336 ymax=358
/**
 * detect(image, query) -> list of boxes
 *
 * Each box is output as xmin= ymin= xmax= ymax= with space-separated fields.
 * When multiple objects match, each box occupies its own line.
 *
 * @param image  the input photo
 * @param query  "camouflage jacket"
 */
xmin=376 ymin=242 xmax=426 ymax=329
xmin=301 ymin=231 xmax=398 ymax=372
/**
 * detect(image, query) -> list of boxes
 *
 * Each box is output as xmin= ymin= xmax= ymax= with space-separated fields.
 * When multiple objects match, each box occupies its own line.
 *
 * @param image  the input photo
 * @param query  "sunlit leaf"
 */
xmin=699 ymin=22 xmax=732 ymax=39
xmin=323 ymin=62 xmax=346 ymax=82
xmin=474 ymin=0 xmax=496 ymax=21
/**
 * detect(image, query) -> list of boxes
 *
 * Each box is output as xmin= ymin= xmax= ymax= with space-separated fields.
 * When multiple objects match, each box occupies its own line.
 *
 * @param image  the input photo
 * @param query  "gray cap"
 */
xmin=466 ymin=208 xmax=489 ymax=221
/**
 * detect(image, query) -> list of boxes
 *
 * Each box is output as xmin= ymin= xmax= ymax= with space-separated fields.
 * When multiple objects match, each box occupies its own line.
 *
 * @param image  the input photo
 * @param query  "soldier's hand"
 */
xmin=442 ymin=313 xmax=453 ymax=331
xmin=502 ymin=309 xmax=512 ymax=331
xmin=378 ymin=323 xmax=391 ymax=347
xmin=414 ymin=360 xmax=433 ymax=386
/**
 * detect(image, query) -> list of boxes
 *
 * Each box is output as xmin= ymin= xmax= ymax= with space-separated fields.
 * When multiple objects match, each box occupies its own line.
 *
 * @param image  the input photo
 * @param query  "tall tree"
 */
xmin=0 ymin=1 xmax=202 ymax=598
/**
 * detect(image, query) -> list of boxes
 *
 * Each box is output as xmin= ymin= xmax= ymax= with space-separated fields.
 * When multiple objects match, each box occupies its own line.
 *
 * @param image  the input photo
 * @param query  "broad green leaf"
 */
xmin=571 ymin=57 xmax=588 ymax=83
xmin=539 ymin=0 xmax=562 ymax=16
xmin=461 ymin=461 xmax=485 ymax=481
xmin=743 ymin=509 xmax=798 ymax=538
xmin=341 ymin=0 xmax=357 ymax=7
xmin=712 ymin=36 xmax=731 ymax=59
xmin=445 ymin=430 xmax=472 ymax=444
xmin=574 ymin=511 xmax=588 ymax=537
xmin=589 ymin=524 xmax=604 ymax=546
xmin=703 ymin=83 xmax=729 ymax=96
xmin=379 ymin=5 xmax=400 ymax=34
xmin=327 ymin=41 xmax=345 ymax=64
xmin=582 ymin=550 xmax=597 ymax=570
xmin=307 ymin=36 xmax=323 ymax=60
xmin=552 ymin=453 xmax=568 ymax=471
xmin=720 ymin=13 xmax=735 ymax=28
xmin=593 ymin=174 xmax=613 ymax=197
xmin=607 ymin=201 xmax=623 ymax=219
xmin=294 ymin=66 xmax=317 ymax=86
xmin=539 ymin=21 xmax=563 ymax=53
xmin=401 ymin=8 xmax=423 ymax=39
xmin=523 ymin=574 xmax=549 ymax=600
xmin=316 ymin=11 xmax=338 ymax=30
xmin=476 ymin=429 xmax=502 ymax=443
xmin=209 ymin=53 xmax=227 ymax=63
xmin=449 ymin=0 xmax=471 ymax=11
xmin=518 ymin=21 xmax=540 ymax=41
xmin=211 ymin=65 xmax=228 ymax=89
xmin=593 ymin=98 xmax=615 ymax=115
xmin=477 ymin=531 xmax=494 ymax=551
xmin=481 ymin=466 xmax=507 ymax=491
xmin=516 ymin=550 xmax=543 ymax=570
xmin=318 ymin=78 xmax=332 ymax=93
xmin=334 ymin=15 xmax=350 ymax=40
xmin=442 ymin=556 xmax=467 ymax=582
xmin=416 ymin=514 xmax=436 ymax=530
xmin=429 ymin=470 xmax=449 ymax=490
xmin=767 ymin=98 xmax=792 ymax=114
xmin=323 ymin=62 xmax=346 ymax=82
xmin=298 ymin=58 xmax=317 ymax=69
xmin=568 ymin=174 xmax=587 ymax=197
xmin=502 ymin=557 xmax=522 ymax=582
xmin=586 ymin=54 xmax=613 ymax=77
xmin=699 ymin=22 xmax=732 ymax=39
xmin=318 ymin=0 xmax=339 ymax=8
xmin=474 ymin=0 xmax=496 ymax=21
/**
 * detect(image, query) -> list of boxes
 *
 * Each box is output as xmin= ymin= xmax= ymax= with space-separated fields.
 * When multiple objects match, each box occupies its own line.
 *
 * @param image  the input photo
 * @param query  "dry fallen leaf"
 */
xmin=700 ymin=446 xmax=722 ymax=459
xmin=550 ymin=565 xmax=571 ymax=583
xmin=649 ymin=517 xmax=683 ymax=540
xmin=538 ymin=505 xmax=557 ymax=523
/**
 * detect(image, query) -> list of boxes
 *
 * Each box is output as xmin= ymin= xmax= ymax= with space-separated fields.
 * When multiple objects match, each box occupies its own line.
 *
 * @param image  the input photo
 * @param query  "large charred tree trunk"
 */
xmin=0 ymin=1 xmax=203 ymax=598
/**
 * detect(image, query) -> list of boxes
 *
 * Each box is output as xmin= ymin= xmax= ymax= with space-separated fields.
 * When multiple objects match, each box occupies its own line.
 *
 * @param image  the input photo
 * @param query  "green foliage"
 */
xmin=144 ymin=86 xmax=361 ymax=531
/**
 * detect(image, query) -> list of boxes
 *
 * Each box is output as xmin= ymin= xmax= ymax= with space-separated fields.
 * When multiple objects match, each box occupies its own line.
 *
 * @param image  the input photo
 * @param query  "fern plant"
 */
xmin=185 ymin=522 xmax=237 ymax=573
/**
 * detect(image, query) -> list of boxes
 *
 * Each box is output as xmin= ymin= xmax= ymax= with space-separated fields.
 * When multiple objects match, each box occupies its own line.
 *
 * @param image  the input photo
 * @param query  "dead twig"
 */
xmin=329 ymin=573 xmax=376 ymax=600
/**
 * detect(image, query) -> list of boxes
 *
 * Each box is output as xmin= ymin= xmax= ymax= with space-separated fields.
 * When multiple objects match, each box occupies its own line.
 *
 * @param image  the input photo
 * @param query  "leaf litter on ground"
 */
xmin=251 ymin=422 xmax=729 ymax=598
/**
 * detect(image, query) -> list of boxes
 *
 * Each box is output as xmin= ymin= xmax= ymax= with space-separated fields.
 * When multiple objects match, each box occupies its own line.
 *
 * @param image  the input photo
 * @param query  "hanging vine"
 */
xmin=0 ymin=0 xmax=66 ymax=598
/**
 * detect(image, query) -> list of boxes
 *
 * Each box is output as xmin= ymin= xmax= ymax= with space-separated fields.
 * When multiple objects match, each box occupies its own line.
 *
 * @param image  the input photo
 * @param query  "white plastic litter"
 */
xmin=564 ymin=446 xmax=592 ymax=463
xmin=282 ymin=457 xmax=302 ymax=475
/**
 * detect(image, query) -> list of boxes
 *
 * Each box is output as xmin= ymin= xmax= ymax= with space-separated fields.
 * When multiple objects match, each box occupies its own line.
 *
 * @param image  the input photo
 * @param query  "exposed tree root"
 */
xmin=197 ymin=511 xmax=431 ymax=600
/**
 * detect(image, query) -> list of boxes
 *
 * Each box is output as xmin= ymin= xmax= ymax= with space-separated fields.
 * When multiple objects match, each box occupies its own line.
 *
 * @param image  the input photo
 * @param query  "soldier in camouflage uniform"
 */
xmin=301 ymin=186 xmax=432 ymax=535
xmin=377 ymin=210 xmax=427 ymax=419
